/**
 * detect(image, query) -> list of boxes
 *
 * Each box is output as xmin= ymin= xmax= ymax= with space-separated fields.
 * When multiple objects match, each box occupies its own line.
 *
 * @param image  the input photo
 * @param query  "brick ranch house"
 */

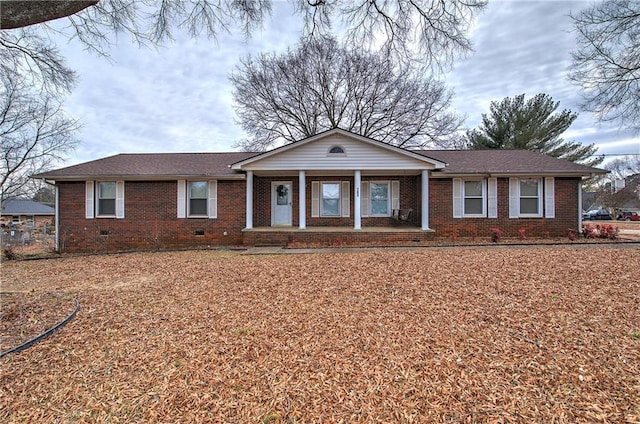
xmin=35 ymin=129 xmax=606 ymax=253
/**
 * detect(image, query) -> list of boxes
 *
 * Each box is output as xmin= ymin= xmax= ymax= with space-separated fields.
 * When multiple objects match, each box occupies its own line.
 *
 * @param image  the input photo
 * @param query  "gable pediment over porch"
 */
xmin=231 ymin=128 xmax=446 ymax=175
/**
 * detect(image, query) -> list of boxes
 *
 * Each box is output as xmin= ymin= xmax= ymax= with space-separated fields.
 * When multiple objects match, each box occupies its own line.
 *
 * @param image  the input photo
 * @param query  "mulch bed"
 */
xmin=1 ymin=246 xmax=639 ymax=422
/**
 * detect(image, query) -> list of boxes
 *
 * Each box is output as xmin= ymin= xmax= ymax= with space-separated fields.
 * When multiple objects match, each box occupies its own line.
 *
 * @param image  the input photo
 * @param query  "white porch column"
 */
xmin=421 ymin=170 xmax=429 ymax=230
xmin=54 ymin=184 xmax=60 ymax=251
xmin=354 ymin=170 xmax=361 ymax=230
xmin=299 ymin=170 xmax=306 ymax=229
xmin=245 ymin=170 xmax=253 ymax=229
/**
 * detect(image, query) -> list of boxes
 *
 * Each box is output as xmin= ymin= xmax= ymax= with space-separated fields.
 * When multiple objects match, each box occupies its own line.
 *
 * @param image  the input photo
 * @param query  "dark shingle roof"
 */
xmin=418 ymin=149 xmax=605 ymax=176
xmin=34 ymin=149 xmax=606 ymax=180
xmin=34 ymin=152 xmax=257 ymax=180
xmin=1 ymin=199 xmax=55 ymax=215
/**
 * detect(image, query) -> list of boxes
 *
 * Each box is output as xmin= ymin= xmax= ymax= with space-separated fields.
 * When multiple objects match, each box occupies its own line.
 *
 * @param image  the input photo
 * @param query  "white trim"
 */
xmin=487 ymin=177 xmax=498 ymax=219
xmin=544 ymin=177 xmax=555 ymax=218
xmin=391 ymin=180 xmax=400 ymax=211
xmin=509 ymin=178 xmax=519 ymax=219
xmin=177 ymin=180 xmax=186 ymax=218
xmin=95 ymin=181 xmax=117 ymax=218
xmin=421 ymin=170 xmax=429 ymax=230
xmin=271 ymin=181 xmax=293 ymax=226
xmin=55 ymin=185 xmax=59 ymax=251
xmin=311 ymin=181 xmax=319 ymax=218
xmin=299 ymin=171 xmax=306 ymax=229
xmin=354 ymin=171 xmax=361 ymax=230
xmin=327 ymin=145 xmax=346 ymax=156
xmin=452 ymin=178 xmax=462 ymax=219
xmin=369 ymin=181 xmax=391 ymax=217
xmin=519 ymin=178 xmax=543 ymax=218
xmin=320 ymin=181 xmax=342 ymax=217
xmin=230 ymin=128 xmax=447 ymax=170
xmin=208 ymin=180 xmax=218 ymax=219
xmin=361 ymin=181 xmax=369 ymax=218
xmin=461 ymin=179 xmax=486 ymax=218
xmin=85 ymin=180 xmax=94 ymax=219
xmin=245 ymin=171 xmax=253 ymax=229
xmin=341 ymin=181 xmax=350 ymax=217
xmin=115 ymin=181 xmax=125 ymax=219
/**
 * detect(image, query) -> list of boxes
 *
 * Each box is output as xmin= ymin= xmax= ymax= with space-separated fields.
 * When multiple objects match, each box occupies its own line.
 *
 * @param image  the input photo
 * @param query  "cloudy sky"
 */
xmin=52 ymin=0 xmax=639 ymax=167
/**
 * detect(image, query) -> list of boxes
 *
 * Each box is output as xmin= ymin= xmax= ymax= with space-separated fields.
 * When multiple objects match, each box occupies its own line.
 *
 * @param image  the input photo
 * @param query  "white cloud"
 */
xmin=44 ymin=0 xmax=638 ymax=166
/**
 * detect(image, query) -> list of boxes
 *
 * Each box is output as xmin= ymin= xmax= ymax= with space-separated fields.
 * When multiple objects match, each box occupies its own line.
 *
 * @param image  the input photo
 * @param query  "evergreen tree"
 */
xmin=466 ymin=93 xmax=602 ymax=166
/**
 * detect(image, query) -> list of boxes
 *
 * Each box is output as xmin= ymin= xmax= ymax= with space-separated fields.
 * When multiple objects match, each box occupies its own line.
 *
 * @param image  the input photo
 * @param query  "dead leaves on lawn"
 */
xmin=1 ymin=246 xmax=639 ymax=422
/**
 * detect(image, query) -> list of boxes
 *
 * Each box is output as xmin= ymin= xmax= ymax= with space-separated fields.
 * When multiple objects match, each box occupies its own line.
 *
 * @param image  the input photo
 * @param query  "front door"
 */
xmin=272 ymin=182 xmax=292 ymax=226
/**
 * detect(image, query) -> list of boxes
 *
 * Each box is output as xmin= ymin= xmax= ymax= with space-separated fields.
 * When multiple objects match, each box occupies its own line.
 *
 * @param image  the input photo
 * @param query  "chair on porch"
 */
xmin=392 ymin=208 xmax=413 ymax=225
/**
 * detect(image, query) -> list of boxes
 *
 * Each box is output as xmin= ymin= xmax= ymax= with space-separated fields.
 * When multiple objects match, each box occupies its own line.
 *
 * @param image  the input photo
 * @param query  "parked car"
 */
xmin=586 ymin=209 xmax=612 ymax=220
xmin=617 ymin=210 xmax=640 ymax=221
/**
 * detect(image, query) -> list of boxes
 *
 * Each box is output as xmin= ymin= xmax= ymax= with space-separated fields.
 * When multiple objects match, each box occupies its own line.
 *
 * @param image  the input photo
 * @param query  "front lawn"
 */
xmin=1 ymin=246 xmax=639 ymax=422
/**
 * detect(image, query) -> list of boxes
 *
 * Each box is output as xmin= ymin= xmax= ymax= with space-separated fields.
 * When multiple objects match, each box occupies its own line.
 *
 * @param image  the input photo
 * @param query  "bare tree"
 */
xmin=230 ymin=37 xmax=463 ymax=151
xmin=1 ymin=1 xmax=486 ymax=92
xmin=0 ymin=74 xmax=80 ymax=202
xmin=570 ymin=0 xmax=640 ymax=130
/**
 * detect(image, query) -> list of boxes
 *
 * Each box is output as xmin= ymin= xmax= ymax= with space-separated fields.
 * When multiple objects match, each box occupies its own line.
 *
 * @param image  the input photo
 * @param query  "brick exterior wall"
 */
xmin=57 ymin=175 xmax=581 ymax=252
xmin=253 ymin=175 xmax=420 ymax=228
xmin=57 ymin=180 xmax=245 ymax=253
xmin=429 ymin=177 xmax=580 ymax=240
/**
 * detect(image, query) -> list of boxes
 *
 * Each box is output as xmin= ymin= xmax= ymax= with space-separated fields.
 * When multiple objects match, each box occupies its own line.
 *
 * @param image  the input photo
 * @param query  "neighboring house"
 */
xmin=1 ymin=198 xmax=55 ymax=229
xmin=34 ymin=129 xmax=606 ymax=253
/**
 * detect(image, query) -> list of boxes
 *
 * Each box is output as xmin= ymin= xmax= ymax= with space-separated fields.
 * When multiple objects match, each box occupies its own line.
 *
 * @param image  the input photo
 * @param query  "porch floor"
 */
xmin=242 ymin=226 xmax=436 ymax=247
xmin=244 ymin=226 xmax=433 ymax=233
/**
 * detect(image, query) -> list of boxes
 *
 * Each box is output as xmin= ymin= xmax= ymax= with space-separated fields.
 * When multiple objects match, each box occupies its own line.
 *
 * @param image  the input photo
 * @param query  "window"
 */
xmin=370 ymin=182 xmax=390 ymax=216
xmin=453 ymin=178 xmax=496 ymax=219
xmin=97 ymin=182 xmax=116 ymax=216
xmin=321 ymin=182 xmax=340 ymax=216
xmin=463 ymin=180 xmax=485 ymax=216
xmin=86 ymin=181 xmax=124 ymax=219
xmin=328 ymin=145 xmax=345 ymax=154
xmin=177 ymin=180 xmax=217 ymax=219
xmin=189 ymin=181 xmax=208 ymax=216
xmin=519 ymin=178 xmax=541 ymax=216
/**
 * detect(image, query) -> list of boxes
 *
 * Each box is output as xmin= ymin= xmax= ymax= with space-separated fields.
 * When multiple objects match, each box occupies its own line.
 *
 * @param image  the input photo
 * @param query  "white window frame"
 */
xmin=369 ymin=181 xmax=391 ymax=217
xmin=462 ymin=179 xmax=486 ymax=217
xmin=327 ymin=145 xmax=346 ymax=156
xmin=96 ymin=181 xmax=117 ymax=217
xmin=320 ymin=181 xmax=341 ymax=217
xmin=178 ymin=180 xmax=217 ymax=219
xmin=518 ymin=178 xmax=543 ymax=218
xmin=188 ymin=181 xmax=209 ymax=217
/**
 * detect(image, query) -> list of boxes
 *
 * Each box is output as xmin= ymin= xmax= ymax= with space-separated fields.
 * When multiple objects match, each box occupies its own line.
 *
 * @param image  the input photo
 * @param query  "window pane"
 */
xmin=371 ymin=183 xmax=388 ymax=200
xmin=189 ymin=181 xmax=208 ymax=199
xmin=371 ymin=199 xmax=388 ymax=215
xmin=190 ymin=198 xmax=207 ymax=215
xmin=322 ymin=199 xmax=339 ymax=216
xmin=322 ymin=183 xmax=340 ymax=199
xmin=98 ymin=182 xmax=116 ymax=199
xmin=464 ymin=198 xmax=483 ymax=215
xmin=464 ymin=181 xmax=483 ymax=197
xmin=520 ymin=179 xmax=538 ymax=197
xmin=370 ymin=183 xmax=389 ymax=215
xmin=99 ymin=199 xmax=116 ymax=215
xmin=520 ymin=198 xmax=539 ymax=214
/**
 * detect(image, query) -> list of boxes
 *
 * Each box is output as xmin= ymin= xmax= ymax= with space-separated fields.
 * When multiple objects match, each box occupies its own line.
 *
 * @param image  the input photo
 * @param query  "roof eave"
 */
xmin=33 ymin=174 xmax=247 ymax=181
xmin=430 ymin=171 xmax=607 ymax=178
